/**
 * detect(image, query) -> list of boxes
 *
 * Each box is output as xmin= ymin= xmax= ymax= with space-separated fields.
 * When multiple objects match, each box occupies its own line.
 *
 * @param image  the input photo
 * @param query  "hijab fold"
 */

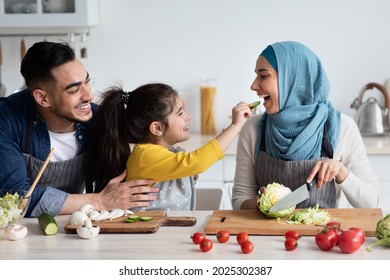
xmin=256 ymin=41 xmax=341 ymax=160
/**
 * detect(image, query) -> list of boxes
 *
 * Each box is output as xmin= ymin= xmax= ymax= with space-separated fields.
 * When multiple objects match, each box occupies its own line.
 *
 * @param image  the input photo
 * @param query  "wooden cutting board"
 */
xmin=204 ymin=209 xmax=383 ymax=236
xmin=65 ymin=210 xmax=197 ymax=234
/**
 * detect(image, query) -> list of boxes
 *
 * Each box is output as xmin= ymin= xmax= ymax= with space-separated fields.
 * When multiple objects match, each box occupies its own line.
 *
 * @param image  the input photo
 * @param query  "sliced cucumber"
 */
xmin=38 ymin=212 xmax=58 ymax=235
xmin=249 ymin=101 xmax=261 ymax=109
xmin=126 ymin=215 xmax=141 ymax=223
xmin=140 ymin=216 xmax=153 ymax=222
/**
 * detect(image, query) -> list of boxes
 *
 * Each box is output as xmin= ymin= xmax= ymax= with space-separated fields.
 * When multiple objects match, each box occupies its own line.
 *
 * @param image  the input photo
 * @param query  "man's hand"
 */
xmin=98 ymin=170 xmax=159 ymax=210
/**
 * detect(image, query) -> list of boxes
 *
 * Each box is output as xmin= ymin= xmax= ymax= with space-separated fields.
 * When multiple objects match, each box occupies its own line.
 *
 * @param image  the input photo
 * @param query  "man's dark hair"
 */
xmin=20 ymin=41 xmax=76 ymax=90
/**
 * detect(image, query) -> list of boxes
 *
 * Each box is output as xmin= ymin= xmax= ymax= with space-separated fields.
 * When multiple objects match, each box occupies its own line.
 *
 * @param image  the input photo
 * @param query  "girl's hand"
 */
xmin=307 ymin=159 xmax=349 ymax=189
xmin=231 ymin=102 xmax=252 ymax=128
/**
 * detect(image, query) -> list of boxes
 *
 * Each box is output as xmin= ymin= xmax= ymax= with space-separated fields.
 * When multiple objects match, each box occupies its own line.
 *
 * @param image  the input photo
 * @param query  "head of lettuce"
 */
xmin=258 ymin=182 xmax=295 ymax=218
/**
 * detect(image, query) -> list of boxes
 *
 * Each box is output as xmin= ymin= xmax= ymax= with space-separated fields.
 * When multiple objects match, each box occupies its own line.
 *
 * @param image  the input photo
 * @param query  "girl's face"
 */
xmin=159 ymin=96 xmax=191 ymax=147
xmin=250 ymin=56 xmax=279 ymax=115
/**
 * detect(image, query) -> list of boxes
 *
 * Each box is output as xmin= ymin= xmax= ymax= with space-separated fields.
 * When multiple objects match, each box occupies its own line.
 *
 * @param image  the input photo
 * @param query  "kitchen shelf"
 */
xmin=0 ymin=0 xmax=99 ymax=34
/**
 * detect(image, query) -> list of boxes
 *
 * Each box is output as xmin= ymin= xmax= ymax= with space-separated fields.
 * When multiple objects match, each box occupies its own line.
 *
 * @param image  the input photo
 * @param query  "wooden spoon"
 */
xmin=19 ymin=147 xmax=55 ymax=210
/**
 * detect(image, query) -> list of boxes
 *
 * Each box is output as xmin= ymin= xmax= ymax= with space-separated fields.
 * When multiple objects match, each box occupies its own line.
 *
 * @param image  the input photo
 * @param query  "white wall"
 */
xmin=2 ymin=0 xmax=390 ymax=134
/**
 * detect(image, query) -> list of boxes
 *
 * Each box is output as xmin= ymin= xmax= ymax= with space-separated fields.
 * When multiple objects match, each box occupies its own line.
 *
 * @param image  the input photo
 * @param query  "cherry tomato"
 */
xmin=315 ymin=227 xmax=338 ymax=251
xmin=349 ymin=227 xmax=366 ymax=245
xmin=338 ymin=230 xmax=361 ymax=254
xmin=284 ymin=230 xmax=301 ymax=240
xmin=199 ymin=238 xmax=213 ymax=252
xmin=191 ymin=232 xmax=205 ymax=244
xmin=241 ymin=240 xmax=254 ymax=254
xmin=284 ymin=238 xmax=298 ymax=251
xmin=326 ymin=221 xmax=343 ymax=244
xmin=236 ymin=232 xmax=249 ymax=245
xmin=216 ymin=230 xmax=230 ymax=243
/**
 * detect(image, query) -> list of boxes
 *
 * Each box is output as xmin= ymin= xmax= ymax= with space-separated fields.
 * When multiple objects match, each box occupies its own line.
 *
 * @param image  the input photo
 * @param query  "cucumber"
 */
xmin=38 ymin=212 xmax=59 ymax=235
xmin=140 ymin=216 xmax=153 ymax=222
xmin=249 ymin=101 xmax=261 ymax=109
xmin=126 ymin=215 xmax=141 ymax=223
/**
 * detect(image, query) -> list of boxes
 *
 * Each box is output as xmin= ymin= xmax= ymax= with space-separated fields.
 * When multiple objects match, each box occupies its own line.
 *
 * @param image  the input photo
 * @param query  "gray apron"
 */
xmin=23 ymin=153 xmax=86 ymax=194
xmin=255 ymin=125 xmax=336 ymax=208
xmin=22 ymin=111 xmax=86 ymax=194
xmin=132 ymin=146 xmax=195 ymax=211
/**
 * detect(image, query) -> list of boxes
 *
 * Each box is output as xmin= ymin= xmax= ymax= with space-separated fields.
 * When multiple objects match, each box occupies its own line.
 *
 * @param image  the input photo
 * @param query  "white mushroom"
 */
xmin=107 ymin=209 xmax=125 ymax=220
xmin=88 ymin=210 xmax=100 ymax=220
xmin=93 ymin=209 xmax=110 ymax=221
xmin=68 ymin=210 xmax=89 ymax=226
xmin=76 ymin=219 xmax=100 ymax=239
xmin=79 ymin=204 xmax=95 ymax=215
xmin=4 ymin=224 xmax=28 ymax=241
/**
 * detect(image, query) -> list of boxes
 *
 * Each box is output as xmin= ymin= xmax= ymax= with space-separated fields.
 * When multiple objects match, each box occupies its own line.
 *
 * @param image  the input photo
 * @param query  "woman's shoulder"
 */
xmin=340 ymin=113 xmax=360 ymax=136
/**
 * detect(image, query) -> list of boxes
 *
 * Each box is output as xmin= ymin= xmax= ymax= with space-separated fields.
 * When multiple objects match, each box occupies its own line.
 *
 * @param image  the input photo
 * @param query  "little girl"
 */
xmin=93 ymin=83 xmax=254 ymax=211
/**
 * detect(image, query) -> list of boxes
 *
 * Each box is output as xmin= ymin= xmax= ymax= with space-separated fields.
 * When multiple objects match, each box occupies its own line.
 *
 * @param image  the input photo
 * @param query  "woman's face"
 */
xmin=250 ymin=56 xmax=279 ymax=115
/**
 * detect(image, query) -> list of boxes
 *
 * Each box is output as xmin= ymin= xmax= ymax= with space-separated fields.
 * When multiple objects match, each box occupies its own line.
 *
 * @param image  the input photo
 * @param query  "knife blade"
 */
xmin=268 ymin=181 xmax=315 ymax=213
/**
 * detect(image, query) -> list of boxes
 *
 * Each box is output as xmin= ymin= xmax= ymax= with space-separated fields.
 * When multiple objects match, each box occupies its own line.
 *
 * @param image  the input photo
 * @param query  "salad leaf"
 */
xmin=286 ymin=204 xmax=330 ymax=225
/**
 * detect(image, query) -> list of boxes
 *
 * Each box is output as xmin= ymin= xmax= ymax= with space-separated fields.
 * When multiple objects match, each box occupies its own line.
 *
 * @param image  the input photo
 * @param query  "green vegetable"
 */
xmin=140 ymin=216 xmax=153 ymax=222
xmin=366 ymin=214 xmax=390 ymax=252
xmin=126 ymin=215 xmax=141 ymax=223
xmin=249 ymin=101 xmax=261 ymax=109
xmin=286 ymin=204 xmax=330 ymax=225
xmin=375 ymin=214 xmax=390 ymax=240
xmin=38 ymin=212 xmax=58 ymax=235
xmin=0 ymin=192 xmax=23 ymax=229
xmin=258 ymin=182 xmax=295 ymax=218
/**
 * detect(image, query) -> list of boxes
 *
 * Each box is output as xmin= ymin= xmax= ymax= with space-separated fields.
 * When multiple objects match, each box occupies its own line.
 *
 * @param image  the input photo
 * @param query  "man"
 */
xmin=0 ymin=41 xmax=158 ymax=217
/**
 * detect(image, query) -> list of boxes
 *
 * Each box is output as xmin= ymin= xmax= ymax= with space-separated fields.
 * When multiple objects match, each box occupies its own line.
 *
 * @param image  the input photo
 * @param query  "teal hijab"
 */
xmin=256 ymin=41 xmax=341 ymax=160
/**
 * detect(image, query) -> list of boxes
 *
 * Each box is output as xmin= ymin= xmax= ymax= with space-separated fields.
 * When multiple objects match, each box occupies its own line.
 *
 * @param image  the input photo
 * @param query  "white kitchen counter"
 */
xmin=0 ymin=211 xmax=388 ymax=260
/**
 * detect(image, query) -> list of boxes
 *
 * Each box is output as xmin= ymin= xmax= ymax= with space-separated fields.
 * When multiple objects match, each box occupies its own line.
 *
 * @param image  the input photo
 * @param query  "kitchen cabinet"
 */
xmin=0 ymin=0 xmax=99 ymax=34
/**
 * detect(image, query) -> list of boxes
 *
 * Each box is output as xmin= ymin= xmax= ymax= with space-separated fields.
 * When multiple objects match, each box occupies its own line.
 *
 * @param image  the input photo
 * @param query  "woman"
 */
xmin=232 ymin=41 xmax=380 ymax=210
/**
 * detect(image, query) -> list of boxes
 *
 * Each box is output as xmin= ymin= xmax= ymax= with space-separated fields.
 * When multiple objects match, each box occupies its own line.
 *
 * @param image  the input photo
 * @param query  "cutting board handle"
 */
xmin=161 ymin=216 xmax=197 ymax=227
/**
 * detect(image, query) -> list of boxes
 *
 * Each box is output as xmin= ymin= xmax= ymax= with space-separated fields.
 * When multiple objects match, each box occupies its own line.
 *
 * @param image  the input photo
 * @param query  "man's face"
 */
xmin=47 ymin=59 xmax=94 ymax=126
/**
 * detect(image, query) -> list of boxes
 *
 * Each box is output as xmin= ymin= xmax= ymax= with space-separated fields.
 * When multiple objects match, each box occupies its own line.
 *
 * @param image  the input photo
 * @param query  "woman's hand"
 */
xmin=307 ymin=159 xmax=349 ymax=189
xmin=98 ymin=170 xmax=159 ymax=210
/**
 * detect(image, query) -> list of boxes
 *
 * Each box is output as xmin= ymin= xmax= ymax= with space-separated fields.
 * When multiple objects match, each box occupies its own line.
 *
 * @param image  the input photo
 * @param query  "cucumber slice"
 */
xmin=249 ymin=101 xmax=261 ymax=109
xmin=140 ymin=216 xmax=153 ymax=222
xmin=38 ymin=212 xmax=59 ymax=235
xmin=126 ymin=215 xmax=141 ymax=223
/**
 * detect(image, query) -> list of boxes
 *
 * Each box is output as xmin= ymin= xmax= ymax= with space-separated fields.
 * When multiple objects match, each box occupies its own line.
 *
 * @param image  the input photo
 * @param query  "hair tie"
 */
xmin=122 ymin=91 xmax=130 ymax=104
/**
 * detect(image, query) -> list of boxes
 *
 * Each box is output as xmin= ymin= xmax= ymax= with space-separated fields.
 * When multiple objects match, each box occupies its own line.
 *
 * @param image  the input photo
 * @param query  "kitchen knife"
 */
xmin=268 ymin=181 xmax=315 ymax=213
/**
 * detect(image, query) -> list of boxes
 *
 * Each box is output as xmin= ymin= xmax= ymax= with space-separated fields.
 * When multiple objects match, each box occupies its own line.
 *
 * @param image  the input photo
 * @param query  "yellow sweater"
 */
xmin=126 ymin=138 xmax=224 ymax=182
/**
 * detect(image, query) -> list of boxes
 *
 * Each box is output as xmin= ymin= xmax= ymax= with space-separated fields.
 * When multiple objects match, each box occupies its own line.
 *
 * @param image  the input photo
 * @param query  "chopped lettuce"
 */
xmin=0 ymin=192 xmax=23 ymax=229
xmin=286 ymin=204 xmax=330 ymax=225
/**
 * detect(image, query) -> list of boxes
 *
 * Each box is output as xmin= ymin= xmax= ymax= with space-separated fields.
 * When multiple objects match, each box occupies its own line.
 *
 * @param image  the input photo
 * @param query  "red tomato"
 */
xmin=216 ymin=230 xmax=230 ymax=243
xmin=349 ymin=227 xmax=366 ymax=245
xmin=284 ymin=230 xmax=301 ymax=240
xmin=199 ymin=238 xmax=213 ymax=252
xmin=338 ymin=230 xmax=361 ymax=254
xmin=315 ymin=227 xmax=338 ymax=251
xmin=241 ymin=240 xmax=254 ymax=254
xmin=236 ymin=232 xmax=249 ymax=245
xmin=191 ymin=232 xmax=205 ymax=244
xmin=284 ymin=238 xmax=298 ymax=251
xmin=326 ymin=221 xmax=343 ymax=244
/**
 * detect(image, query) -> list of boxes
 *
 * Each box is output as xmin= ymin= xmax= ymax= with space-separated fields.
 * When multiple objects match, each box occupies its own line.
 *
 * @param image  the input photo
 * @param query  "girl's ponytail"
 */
xmin=93 ymin=86 xmax=130 ymax=191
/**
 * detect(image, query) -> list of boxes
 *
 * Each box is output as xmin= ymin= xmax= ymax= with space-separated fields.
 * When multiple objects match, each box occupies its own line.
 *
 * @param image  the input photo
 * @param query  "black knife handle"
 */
xmin=306 ymin=180 xmax=315 ymax=191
